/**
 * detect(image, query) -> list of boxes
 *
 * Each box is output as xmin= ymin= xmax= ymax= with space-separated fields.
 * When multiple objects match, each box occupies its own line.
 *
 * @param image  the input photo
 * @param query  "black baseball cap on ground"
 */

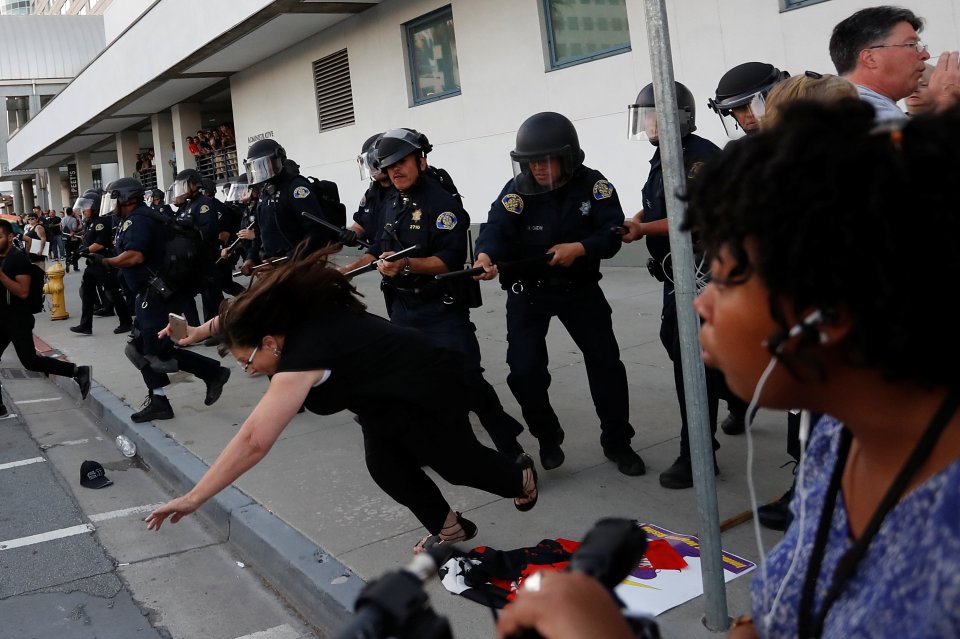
xmin=80 ymin=460 xmax=112 ymax=489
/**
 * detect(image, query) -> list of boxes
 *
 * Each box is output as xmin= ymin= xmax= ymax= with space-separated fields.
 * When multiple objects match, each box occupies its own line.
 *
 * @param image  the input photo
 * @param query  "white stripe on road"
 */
xmin=14 ymin=397 xmax=62 ymax=404
xmin=89 ymin=503 xmax=164 ymax=523
xmin=0 ymin=457 xmax=45 ymax=471
xmin=233 ymin=625 xmax=302 ymax=639
xmin=59 ymin=438 xmax=90 ymax=446
xmin=0 ymin=523 xmax=95 ymax=550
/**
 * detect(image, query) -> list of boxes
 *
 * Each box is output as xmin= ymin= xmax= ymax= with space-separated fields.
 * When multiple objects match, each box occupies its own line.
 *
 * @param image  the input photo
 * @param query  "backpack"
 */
xmin=139 ymin=210 xmax=209 ymax=296
xmin=304 ymin=176 xmax=347 ymax=229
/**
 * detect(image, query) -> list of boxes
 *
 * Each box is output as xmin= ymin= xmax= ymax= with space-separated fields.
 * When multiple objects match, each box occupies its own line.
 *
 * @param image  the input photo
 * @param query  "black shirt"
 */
xmin=0 ymin=248 xmax=33 ymax=313
xmin=82 ymin=215 xmax=117 ymax=255
xmin=276 ymin=309 xmax=468 ymax=424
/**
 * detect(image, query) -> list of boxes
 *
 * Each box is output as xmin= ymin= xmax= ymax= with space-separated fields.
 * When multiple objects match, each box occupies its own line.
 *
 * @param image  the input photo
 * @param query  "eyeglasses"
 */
xmin=242 ymin=345 xmax=259 ymax=372
xmin=866 ymin=41 xmax=928 ymax=54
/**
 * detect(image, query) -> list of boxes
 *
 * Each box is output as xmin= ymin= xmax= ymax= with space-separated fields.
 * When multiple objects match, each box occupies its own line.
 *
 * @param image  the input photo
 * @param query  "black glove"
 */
xmin=86 ymin=252 xmax=107 ymax=267
xmin=338 ymin=228 xmax=360 ymax=248
xmin=76 ymin=246 xmax=91 ymax=258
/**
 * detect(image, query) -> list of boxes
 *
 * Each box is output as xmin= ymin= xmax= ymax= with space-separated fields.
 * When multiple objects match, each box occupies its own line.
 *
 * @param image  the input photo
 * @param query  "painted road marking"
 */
xmin=0 ymin=524 xmax=95 ymax=550
xmin=14 ymin=397 xmax=62 ymax=404
xmin=89 ymin=503 xmax=164 ymax=523
xmin=0 ymin=457 xmax=45 ymax=471
xmin=233 ymin=625 xmax=302 ymax=639
xmin=59 ymin=438 xmax=90 ymax=446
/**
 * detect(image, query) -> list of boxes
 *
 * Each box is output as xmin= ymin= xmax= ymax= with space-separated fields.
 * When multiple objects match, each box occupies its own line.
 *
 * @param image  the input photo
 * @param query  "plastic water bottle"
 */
xmin=115 ymin=435 xmax=136 ymax=458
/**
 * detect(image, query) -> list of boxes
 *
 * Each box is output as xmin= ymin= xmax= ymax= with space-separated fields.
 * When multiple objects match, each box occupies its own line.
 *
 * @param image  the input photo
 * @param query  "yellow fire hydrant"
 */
xmin=43 ymin=261 xmax=70 ymax=320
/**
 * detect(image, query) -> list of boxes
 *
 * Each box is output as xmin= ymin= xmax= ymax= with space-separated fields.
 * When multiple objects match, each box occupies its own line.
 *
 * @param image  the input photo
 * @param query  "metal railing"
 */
xmin=195 ymin=145 xmax=239 ymax=182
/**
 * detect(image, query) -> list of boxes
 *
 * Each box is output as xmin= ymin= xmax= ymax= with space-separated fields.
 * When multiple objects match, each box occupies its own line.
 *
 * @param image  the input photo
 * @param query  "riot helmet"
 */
xmin=73 ymin=188 xmax=102 ymax=217
xmin=375 ymin=128 xmax=432 ymax=171
xmin=101 ymin=178 xmax=145 ymax=217
xmin=226 ymin=174 xmax=253 ymax=204
xmin=509 ymin=112 xmax=585 ymax=195
xmin=709 ymin=62 xmax=788 ymax=138
xmin=627 ymin=82 xmax=697 ymax=144
xmin=244 ymin=139 xmax=287 ymax=185
xmin=148 ymin=188 xmax=164 ymax=203
xmin=357 ymin=132 xmax=385 ymax=181
xmin=200 ymin=178 xmax=217 ymax=198
xmin=172 ymin=169 xmax=203 ymax=206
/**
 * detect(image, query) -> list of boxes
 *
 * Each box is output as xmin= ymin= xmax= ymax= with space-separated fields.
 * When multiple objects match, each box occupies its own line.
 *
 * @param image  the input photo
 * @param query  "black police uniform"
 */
xmin=642 ymin=134 xmax=724 ymax=461
xmin=353 ymin=181 xmax=394 ymax=237
xmin=150 ymin=201 xmax=176 ymax=219
xmin=76 ymin=213 xmax=131 ymax=331
xmin=175 ymin=193 xmax=222 ymax=324
xmin=475 ymin=166 xmax=635 ymax=453
xmin=367 ymin=174 xmax=525 ymax=455
xmin=252 ymin=170 xmax=336 ymax=260
xmin=214 ymin=200 xmax=245 ymax=297
xmin=114 ymin=203 xmax=221 ymax=393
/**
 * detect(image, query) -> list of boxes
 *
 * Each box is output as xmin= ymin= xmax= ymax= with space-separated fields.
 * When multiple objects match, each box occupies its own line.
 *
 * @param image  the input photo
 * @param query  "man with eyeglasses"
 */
xmin=829 ymin=6 xmax=959 ymax=123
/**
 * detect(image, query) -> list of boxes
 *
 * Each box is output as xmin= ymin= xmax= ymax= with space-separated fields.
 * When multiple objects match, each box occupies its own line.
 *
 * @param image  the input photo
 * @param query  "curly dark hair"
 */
xmin=216 ymin=246 xmax=366 ymax=350
xmin=829 ymin=6 xmax=923 ymax=75
xmin=683 ymin=100 xmax=960 ymax=386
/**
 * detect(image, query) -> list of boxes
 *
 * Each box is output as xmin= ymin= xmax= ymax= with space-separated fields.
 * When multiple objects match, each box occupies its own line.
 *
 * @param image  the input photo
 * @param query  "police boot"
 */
xmin=131 ymin=393 xmax=174 ymax=423
xmin=659 ymin=455 xmax=719 ymax=490
xmin=757 ymin=482 xmax=795 ymax=532
xmin=720 ymin=412 xmax=746 ymax=436
xmin=602 ymin=445 xmax=646 ymax=476
xmin=537 ymin=430 xmax=565 ymax=471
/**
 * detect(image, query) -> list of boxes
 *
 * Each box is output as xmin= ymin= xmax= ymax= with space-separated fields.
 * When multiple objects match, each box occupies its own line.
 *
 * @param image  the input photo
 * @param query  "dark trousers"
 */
xmin=133 ymin=292 xmax=220 ymax=391
xmin=389 ymin=294 xmax=524 ymax=452
xmin=660 ymin=290 xmax=722 ymax=460
xmin=361 ymin=405 xmax=523 ymax=533
xmin=505 ymin=282 xmax=634 ymax=450
xmin=0 ymin=313 xmax=75 ymax=395
xmin=78 ymin=262 xmax=131 ymax=330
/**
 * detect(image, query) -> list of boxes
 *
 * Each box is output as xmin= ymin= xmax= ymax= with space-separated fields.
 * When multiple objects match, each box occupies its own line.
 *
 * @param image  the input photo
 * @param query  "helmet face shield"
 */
xmin=171 ymin=179 xmax=194 ymax=206
xmin=100 ymin=193 xmax=120 ymax=217
xmin=627 ymin=105 xmax=693 ymax=142
xmin=73 ymin=197 xmax=94 ymax=216
xmin=714 ymin=93 xmax=766 ymax=139
xmin=244 ymin=155 xmax=281 ymax=185
xmin=509 ymin=150 xmax=573 ymax=195
xmin=357 ymin=148 xmax=383 ymax=181
xmin=226 ymin=181 xmax=252 ymax=203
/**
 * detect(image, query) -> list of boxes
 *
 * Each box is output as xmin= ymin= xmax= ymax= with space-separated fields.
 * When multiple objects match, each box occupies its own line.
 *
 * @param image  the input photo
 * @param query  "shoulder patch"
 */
xmin=293 ymin=186 xmax=311 ymax=199
xmin=593 ymin=180 xmax=615 ymax=200
xmin=95 ymin=223 xmax=105 ymax=231
xmin=502 ymin=193 xmax=524 ymax=215
xmin=121 ymin=219 xmax=133 ymax=232
xmin=436 ymin=211 xmax=458 ymax=230
xmin=199 ymin=204 xmax=210 ymax=214
xmin=687 ymin=162 xmax=706 ymax=179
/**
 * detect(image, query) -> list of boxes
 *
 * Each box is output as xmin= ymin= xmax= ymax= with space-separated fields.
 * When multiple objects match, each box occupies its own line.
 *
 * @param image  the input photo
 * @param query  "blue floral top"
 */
xmin=751 ymin=416 xmax=960 ymax=638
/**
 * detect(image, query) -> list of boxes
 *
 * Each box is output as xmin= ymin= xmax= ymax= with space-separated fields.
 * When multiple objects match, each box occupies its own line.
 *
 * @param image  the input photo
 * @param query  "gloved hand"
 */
xmin=338 ymin=228 xmax=360 ymax=248
xmin=86 ymin=252 xmax=107 ymax=267
xmin=76 ymin=246 xmax=91 ymax=258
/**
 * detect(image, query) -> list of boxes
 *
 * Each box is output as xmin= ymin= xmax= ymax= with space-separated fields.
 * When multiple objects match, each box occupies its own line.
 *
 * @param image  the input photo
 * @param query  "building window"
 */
xmin=405 ymin=6 xmax=461 ymax=105
xmin=5 ymin=96 xmax=30 ymax=134
xmin=780 ymin=0 xmax=831 ymax=10
xmin=544 ymin=0 xmax=631 ymax=70
xmin=313 ymin=48 xmax=355 ymax=132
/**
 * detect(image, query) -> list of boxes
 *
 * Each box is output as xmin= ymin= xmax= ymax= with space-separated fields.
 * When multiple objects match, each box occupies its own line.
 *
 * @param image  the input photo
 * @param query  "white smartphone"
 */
xmin=168 ymin=313 xmax=188 ymax=341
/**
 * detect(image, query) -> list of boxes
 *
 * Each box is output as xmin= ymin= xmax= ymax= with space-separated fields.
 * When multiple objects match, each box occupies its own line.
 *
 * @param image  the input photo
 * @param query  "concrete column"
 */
xmin=151 ymin=112 xmax=175 ymax=190
xmin=27 ymin=94 xmax=41 ymax=119
xmin=21 ymin=178 xmax=35 ymax=211
xmin=74 ymin=152 xmax=93 ymax=194
xmin=171 ymin=102 xmax=202 ymax=172
xmin=116 ymin=131 xmax=139 ymax=178
xmin=12 ymin=181 xmax=24 ymax=215
xmin=45 ymin=168 xmax=63 ymax=211
xmin=100 ymin=163 xmax=119 ymax=186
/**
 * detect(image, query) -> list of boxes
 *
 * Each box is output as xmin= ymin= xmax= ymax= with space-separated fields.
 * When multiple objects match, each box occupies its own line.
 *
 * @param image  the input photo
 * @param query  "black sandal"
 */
xmin=413 ymin=512 xmax=478 ymax=554
xmin=514 ymin=453 xmax=539 ymax=512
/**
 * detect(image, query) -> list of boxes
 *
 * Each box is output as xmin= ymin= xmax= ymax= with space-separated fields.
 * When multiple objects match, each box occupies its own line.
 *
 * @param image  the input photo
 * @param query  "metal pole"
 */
xmin=642 ymin=0 xmax=729 ymax=631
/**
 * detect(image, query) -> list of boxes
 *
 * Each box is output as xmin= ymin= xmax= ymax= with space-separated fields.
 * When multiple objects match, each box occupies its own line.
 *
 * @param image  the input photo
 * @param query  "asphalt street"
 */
xmin=0 ymin=361 xmax=316 ymax=639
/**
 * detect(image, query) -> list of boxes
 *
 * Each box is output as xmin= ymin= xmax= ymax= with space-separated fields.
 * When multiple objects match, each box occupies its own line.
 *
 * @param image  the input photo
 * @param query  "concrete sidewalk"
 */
xmin=32 ymin=260 xmax=795 ymax=638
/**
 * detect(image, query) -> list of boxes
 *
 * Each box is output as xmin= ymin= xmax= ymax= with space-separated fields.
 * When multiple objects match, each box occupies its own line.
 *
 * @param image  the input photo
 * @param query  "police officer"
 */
xmin=354 ymin=132 xmax=393 ymax=238
xmin=227 ymin=177 xmax=260 ymax=275
xmin=213 ymin=177 xmax=247 ymax=298
xmin=709 ymin=62 xmax=788 ymax=138
xmin=99 ymin=177 xmax=230 ymax=423
xmin=148 ymin=188 xmax=176 ymax=218
xmin=474 ymin=112 xmax=643 ymax=476
xmin=69 ymin=189 xmax=133 ymax=336
xmin=240 ymin=139 xmax=337 ymax=273
xmin=171 ymin=169 xmax=224 ymax=326
xmin=622 ymin=83 xmax=722 ymax=489
xmin=369 ymin=128 xmax=526 ymax=458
